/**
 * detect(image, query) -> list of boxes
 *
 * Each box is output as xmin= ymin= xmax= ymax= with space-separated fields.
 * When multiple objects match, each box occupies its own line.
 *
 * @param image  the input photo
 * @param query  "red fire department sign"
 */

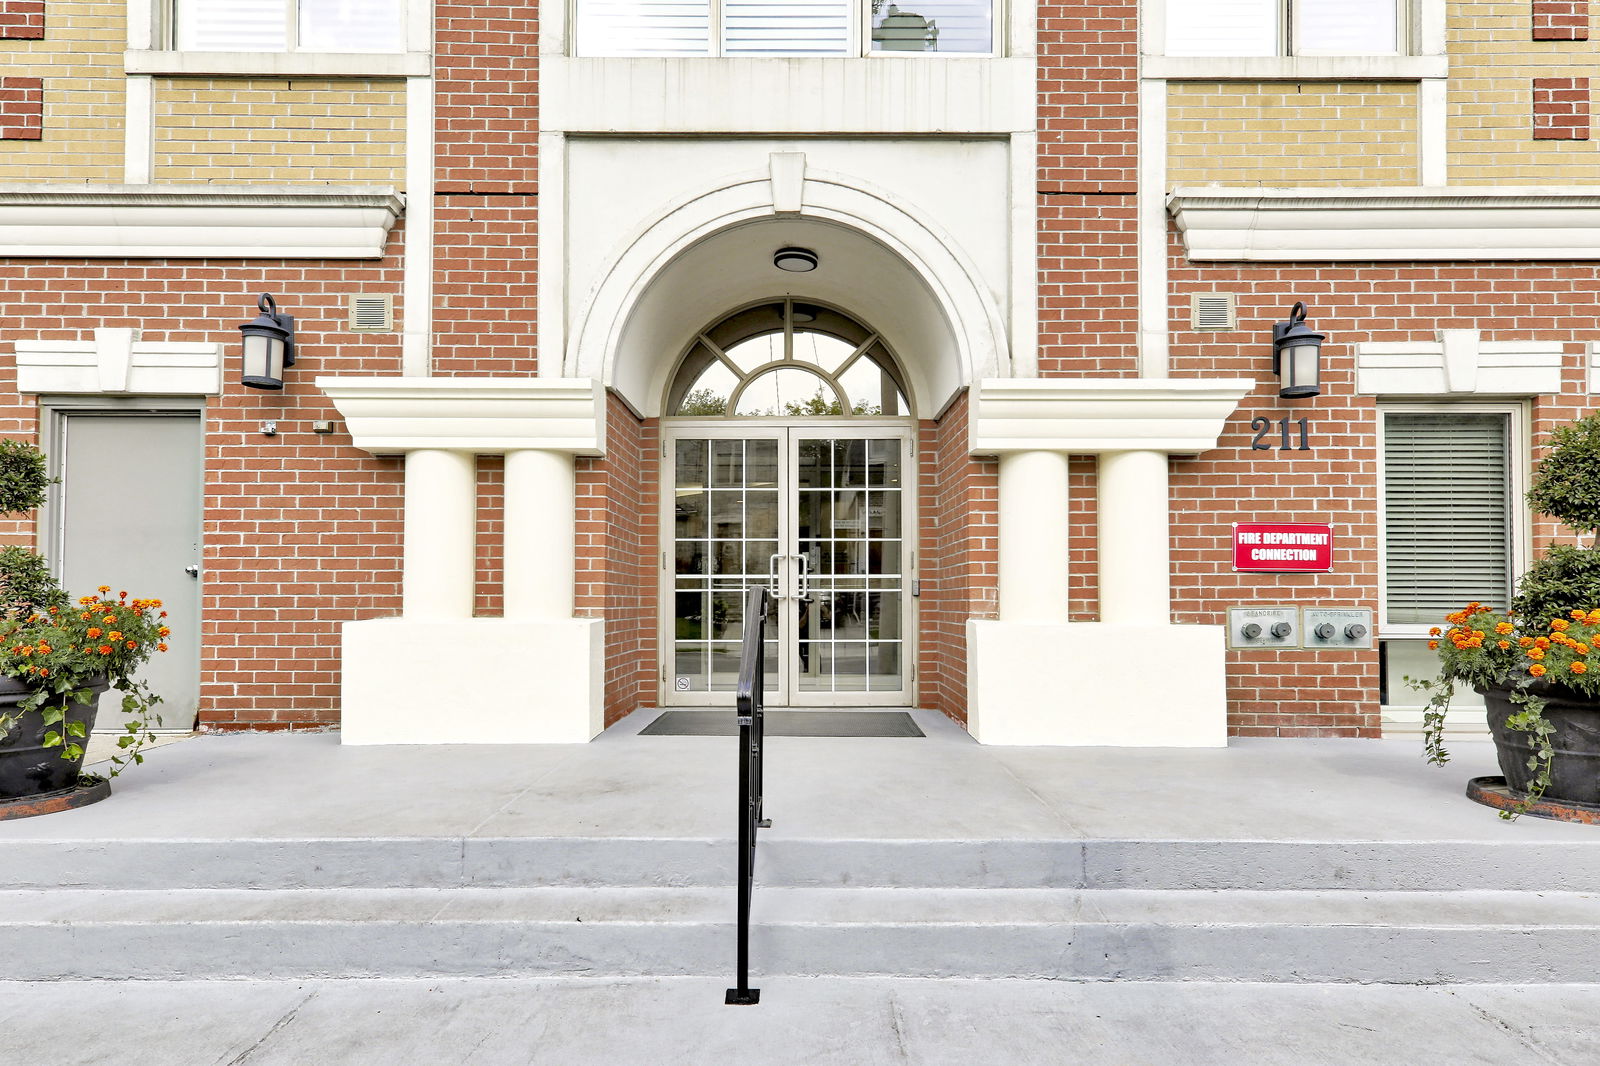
xmin=1233 ymin=523 xmax=1334 ymax=573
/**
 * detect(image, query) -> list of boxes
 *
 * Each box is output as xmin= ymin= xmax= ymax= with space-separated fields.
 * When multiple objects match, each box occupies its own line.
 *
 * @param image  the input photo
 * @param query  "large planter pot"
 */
xmin=1482 ymin=681 xmax=1600 ymax=806
xmin=0 ymin=675 xmax=110 ymax=800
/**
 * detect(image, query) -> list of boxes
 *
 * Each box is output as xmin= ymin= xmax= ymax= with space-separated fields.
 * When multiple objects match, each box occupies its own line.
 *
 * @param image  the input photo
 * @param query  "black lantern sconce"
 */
xmin=238 ymin=293 xmax=296 ymax=390
xmin=1271 ymin=301 xmax=1323 ymax=399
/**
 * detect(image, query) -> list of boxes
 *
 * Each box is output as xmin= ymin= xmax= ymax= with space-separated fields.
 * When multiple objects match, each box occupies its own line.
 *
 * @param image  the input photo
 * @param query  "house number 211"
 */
xmin=1250 ymin=417 xmax=1312 ymax=452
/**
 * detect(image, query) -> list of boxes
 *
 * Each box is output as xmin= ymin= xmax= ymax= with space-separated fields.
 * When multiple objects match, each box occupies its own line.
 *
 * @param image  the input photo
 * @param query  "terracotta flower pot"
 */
xmin=0 ymin=675 xmax=110 ymax=800
xmin=1482 ymin=681 xmax=1600 ymax=806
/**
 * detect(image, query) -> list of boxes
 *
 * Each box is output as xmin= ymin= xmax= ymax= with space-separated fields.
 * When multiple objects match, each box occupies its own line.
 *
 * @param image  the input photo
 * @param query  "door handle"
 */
xmin=184 ymin=565 xmax=199 ymax=578
xmin=794 ymin=553 xmax=810 ymax=600
xmin=767 ymin=553 xmax=785 ymax=601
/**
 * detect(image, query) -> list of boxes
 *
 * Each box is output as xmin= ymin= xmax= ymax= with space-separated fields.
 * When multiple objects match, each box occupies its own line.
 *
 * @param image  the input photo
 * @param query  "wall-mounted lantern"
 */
xmin=1271 ymin=301 xmax=1323 ymax=399
xmin=239 ymin=293 xmax=296 ymax=390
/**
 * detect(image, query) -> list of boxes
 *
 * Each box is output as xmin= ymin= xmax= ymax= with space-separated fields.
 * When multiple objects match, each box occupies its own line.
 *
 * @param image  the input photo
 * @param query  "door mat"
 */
xmin=641 ymin=710 xmax=924 ymax=738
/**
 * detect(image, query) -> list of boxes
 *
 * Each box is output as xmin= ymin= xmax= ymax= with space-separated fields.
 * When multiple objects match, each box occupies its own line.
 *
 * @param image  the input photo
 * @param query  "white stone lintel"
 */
xmin=0 ymin=184 xmax=403 ymax=259
xmin=968 ymin=620 xmax=1228 ymax=747
xmin=970 ymin=378 xmax=1253 ymax=457
xmin=1168 ymin=186 xmax=1600 ymax=262
xmin=317 ymin=377 xmax=607 ymax=456
xmin=15 ymin=332 xmax=224 ymax=396
xmin=1357 ymin=331 xmax=1565 ymax=397
xmin=341 ymin=618 xmax=605 ymax=745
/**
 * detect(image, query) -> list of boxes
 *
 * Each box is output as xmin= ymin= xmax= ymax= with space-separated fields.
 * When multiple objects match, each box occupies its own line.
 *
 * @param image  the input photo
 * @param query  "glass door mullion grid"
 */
xmin=789 ymin=426 xmax=912 ymax=706
xmin=664 ymin=427 xmax=788 ymax=706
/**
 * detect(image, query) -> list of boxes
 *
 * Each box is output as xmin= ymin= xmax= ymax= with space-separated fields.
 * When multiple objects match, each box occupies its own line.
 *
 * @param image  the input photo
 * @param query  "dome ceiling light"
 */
xmin=773 ymin=247 xmax=818 ymax=272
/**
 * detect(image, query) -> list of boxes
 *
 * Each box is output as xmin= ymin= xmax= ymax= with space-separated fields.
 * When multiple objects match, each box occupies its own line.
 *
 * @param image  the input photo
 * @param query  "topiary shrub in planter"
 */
xmin=1418 ymin=412 xmax=1600 ymax=819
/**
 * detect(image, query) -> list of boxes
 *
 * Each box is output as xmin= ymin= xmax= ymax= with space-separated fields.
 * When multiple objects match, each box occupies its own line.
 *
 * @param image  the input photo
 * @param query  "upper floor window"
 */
xmin=1165 ymin=0 xmax=1401 ymax=57
xmin=176 ymin=0 xmax=405 ymax=53
xmin=576 ymin=0 xmax=993 ymax=58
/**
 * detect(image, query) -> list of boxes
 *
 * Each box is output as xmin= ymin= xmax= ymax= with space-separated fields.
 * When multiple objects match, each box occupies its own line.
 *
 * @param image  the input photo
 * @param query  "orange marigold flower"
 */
xmin=36 ymin=643 xmax=49 ymax=654
xmin=1578 ymin=645 xmax=1591 ymax=655
xmin=1530 ymin=664 xmax=1548 ymax=677
xmin=1498 ymin=641 xmax=1512 ymax=650
xmin=118 ymin=591 xmax=127 ymax=600
xmin=158 ymin=611 xmax=167 ymax=619
xmin=125 ymin=640 xmax=136 ymax=650
xmin=1495 ymin=622 xmax=1514 ymax=634
xmin=1552 ymin=619 xmax=1571 ymax=631
xmin=107 ymin=631 xmax=121 ymax=641
xmin=1430 ymin=627 xmax=1442 ymax=637
xmin=36 ymin=667 xmax=45 ymax=677
xmin=157 ymin=642 xmax=168 ymax=653
xmin=1528 ymin=648 xmax=1546 ymax=660
xmin=1536 ymin=637 xmax=1552 ymax=650
xmin=97 ymin=585 xmax=109 ymax=594
xmin=86 ymin=628 xmax=102 ymax=639
xmin=1573 ymin=662 xmax=1589 ymax=675
xmin=1519 ymin=637 xmax=1535 ymax=647
xmin=97 ymin=645 xmax=112 ymax=655
xmin=158 ymin=627 xmax=170 ymax=638
xmin=47 ymin=606 xmax=57 ymax=615
xmin=1574 ymin=610 xmax=1588 ymax=621
xmin=1428 ymin=641 xmax=1440 ymax=650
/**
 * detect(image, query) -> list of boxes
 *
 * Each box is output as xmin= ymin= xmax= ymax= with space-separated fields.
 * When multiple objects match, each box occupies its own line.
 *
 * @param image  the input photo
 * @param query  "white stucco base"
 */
xmin=340 ymin=618 xmax=605 ymax=745
xmin=967 ymin=620 xmax=1228 ymax=747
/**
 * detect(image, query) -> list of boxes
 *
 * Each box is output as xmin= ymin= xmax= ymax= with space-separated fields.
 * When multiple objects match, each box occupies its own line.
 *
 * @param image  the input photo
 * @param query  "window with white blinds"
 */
xmin=176 ymin=0 xmax=405 ymax=53
xmin=575 ymin=0 xmax=995 ymax=56
xmin=1382 ymin=411 xmax=1513 ymax=625
xmin=1165 ymin=0 xmax=1402 ymax=57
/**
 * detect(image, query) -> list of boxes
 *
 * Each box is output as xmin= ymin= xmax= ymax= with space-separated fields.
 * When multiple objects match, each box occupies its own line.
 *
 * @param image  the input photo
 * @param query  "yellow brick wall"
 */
xmin=1450 ymin=1 xmax=1600 ymax=183
xmin=153 ymin=79 xmax=407 ymax=187
xmin=1167 ymin=82 xmax=1420 ymax=188
xmin=0 ymin=0 xmax=126 ymax=182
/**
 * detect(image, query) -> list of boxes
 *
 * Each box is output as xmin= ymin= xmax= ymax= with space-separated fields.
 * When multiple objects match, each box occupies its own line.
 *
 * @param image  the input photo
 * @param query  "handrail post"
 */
xmin=726 ymin=584 xmax=769 ymax=1006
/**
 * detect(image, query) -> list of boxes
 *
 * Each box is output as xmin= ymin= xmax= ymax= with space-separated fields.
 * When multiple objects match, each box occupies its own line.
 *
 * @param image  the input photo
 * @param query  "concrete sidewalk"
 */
xmin=2 ymin=977 xmax=1597 ymax=1066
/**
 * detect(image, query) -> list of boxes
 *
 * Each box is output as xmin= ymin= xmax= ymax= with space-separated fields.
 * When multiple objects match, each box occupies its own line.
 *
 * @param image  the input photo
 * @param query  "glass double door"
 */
xmin=666 ymin=425 xmax=913 ymax=706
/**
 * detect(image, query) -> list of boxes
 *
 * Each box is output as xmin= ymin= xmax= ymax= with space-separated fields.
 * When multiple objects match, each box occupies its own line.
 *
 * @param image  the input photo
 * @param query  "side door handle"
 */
xmin=184 ymin=565 xmax=199 ymax=578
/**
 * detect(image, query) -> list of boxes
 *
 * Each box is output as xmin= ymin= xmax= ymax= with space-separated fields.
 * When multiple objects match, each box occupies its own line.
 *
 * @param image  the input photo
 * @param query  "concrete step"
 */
xmin=4 ymin=886 xmax=1598 ymax=982
xmin=3 ymin=835 xmax=1597 ymax=892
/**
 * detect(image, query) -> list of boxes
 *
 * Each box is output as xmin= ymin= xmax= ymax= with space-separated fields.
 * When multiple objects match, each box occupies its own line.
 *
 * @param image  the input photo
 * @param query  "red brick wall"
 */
xmin=575 ymin=394 xmax=659 ymax=726
xmin=0 ymin=1 xmax=43 ymax=40
xmin=917 ymin=393 xmax=998 ymax=724
xmin=475 ymin=455 xmax=504 ymax=616
xmin=432 ymin=198 xmax=539 ymax=375
xmin=1533 ymin=77 xmax=1591 ymax=139
xmin=1038 ymin=1 xmax=1139 ymax=379
xmin=0 ymin=77 xmax=42 ymax=140
xmin=0 ymin=242 xmax=408 ymax=731
xmin=1169 ymin=248 xmax=1600 ymax=735
xmin=1533 ymin=0 xmax=1589 ymax=39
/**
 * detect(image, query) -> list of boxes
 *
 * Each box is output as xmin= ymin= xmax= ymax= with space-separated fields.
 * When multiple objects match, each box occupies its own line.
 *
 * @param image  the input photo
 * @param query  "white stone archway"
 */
xmin=564 ymin=153 xmax=1011 ymax=416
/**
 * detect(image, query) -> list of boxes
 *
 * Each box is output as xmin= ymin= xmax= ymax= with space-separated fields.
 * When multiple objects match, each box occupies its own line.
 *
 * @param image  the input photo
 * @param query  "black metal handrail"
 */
xmin=725 ymin=584 xmax=769 ymax=1006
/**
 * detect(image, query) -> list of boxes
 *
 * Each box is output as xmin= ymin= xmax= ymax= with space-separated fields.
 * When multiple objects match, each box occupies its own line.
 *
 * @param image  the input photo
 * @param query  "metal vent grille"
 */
xmin=1191 ymin=293 xmax=1236 ymax=331
xmin=348 ymin=294 xmax=393 ymax=332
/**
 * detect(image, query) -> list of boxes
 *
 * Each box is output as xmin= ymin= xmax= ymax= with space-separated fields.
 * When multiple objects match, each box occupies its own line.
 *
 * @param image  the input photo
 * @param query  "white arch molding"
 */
xmin=564 ymin=165 xmax=1012 ymax=417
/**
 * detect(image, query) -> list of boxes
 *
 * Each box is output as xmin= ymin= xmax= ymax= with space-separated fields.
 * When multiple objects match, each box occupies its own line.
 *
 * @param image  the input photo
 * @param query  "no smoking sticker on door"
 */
xmin=675 ymin=677 xmax=691 ymax=692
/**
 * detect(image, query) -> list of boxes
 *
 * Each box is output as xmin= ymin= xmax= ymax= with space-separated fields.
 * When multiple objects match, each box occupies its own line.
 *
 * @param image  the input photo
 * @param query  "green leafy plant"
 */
xmin=1527 ymin=413 xmax=1600 ymax=540
xmin=0 ymin=545 xmax=69 ymax=618
xmin=0 ymin=588 xmax=169 ymax=775
xmin=0 ymin=439 xmax=53 ymax=515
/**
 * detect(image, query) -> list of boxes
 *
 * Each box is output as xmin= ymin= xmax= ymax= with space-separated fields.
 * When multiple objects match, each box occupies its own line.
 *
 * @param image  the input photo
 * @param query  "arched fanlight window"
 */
xmin=666 ymin=300 xmax=911 ymax=417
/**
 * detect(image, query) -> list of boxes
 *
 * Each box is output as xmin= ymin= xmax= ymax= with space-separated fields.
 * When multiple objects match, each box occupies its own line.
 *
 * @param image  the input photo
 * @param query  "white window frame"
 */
xmin=126 ymin=0 xmax=432 ymax=78
xmin=1159 ymin=0 xmax=1407 ymax=59
xmin=571 ymin=0 xmax=1001 ymax=59
xmin=1377 ymin=400 xmax=1531 ymax=718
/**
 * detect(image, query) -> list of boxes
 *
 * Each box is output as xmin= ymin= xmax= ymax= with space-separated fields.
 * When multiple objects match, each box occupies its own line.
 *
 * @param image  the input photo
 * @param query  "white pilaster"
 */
xmin=504 ymin=448 xmax=576 ymax=621
xmin=402 ymin=448 xmax=476 ymax=619
xmin=1097 ymin=449 xmax=1171 ymax=624
xmin=997 ymin=449 xmax=1069 ymax=624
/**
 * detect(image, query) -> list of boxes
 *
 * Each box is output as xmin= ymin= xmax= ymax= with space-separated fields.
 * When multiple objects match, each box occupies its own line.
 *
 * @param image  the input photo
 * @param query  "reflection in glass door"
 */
xmin=666 ymin=427 xmax=912 ymax=705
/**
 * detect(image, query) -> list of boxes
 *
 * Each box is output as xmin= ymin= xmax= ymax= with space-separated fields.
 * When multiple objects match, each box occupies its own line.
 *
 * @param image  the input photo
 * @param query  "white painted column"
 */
xmin=1097 ymin=450 xmax=1171 ymax=625
xmin=402 ymin=449 xmax=476 ymax=619
xmin=504 ymin=448 xmax=575 ymax=621
xmin=997 ymin=449 xmax=1070 ymax=624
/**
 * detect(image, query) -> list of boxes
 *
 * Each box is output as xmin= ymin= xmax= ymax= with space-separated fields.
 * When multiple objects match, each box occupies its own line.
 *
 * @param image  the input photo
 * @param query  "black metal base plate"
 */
xmin=725 ymin=988 xmax=761 ymax=1005
xmin=0 ymin=776 xmax=111 ymax=822
xmin=1466 ymin=776 xmax=1600 ymax=825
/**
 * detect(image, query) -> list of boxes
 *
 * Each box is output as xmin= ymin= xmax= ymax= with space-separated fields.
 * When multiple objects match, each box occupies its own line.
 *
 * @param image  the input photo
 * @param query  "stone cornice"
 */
xmin=318 ymin=377 xmax=607 ymax=456
xmin=970 ymin=378 xmax=1254 ymax=456
xmin=1167 ymin=186 xmax=1600 ymax=261
xmin=0 ymin=184 xmax=404 ymax=259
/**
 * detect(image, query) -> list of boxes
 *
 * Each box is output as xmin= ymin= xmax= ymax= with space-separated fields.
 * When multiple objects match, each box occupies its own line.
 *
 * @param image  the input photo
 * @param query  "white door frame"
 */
xmin=659 ymin=418 xmax=918 ymax=707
